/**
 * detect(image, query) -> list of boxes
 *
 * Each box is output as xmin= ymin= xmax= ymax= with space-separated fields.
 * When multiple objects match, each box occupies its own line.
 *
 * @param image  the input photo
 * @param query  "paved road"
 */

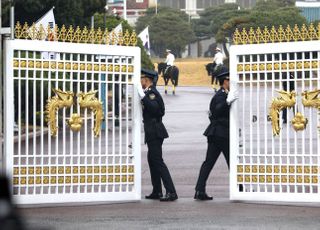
xmin=20 ymin=86 xmax=320 ymax=230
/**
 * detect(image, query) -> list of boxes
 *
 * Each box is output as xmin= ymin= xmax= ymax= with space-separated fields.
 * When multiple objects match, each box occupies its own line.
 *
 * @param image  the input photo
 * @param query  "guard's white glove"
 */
xmin=227 ymin=89 xmax=239 ymax=105
xmin=137 ymin=83 xmax=145 ymax=98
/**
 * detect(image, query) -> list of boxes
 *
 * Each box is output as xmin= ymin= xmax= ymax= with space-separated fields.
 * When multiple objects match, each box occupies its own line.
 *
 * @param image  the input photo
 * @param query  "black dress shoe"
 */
xmin=145 ymin=193 xmax=163 ymax=200
xmin=159 ymin=193 xmax=178 ymax=202
xmin=194 ymin=191 xmax=213 ymax=201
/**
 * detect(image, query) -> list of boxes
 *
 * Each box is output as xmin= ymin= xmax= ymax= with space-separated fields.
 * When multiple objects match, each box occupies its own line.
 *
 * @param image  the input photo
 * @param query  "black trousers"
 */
xmin=195 ymin=136 xmax=229 ymax=192
xmin=147 ymin=139 xmax=176 ymax=194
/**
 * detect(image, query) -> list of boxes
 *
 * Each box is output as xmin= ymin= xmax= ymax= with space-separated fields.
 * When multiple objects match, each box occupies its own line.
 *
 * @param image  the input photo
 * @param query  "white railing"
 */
xmin=230 ymin=40 xmax=320 ymax=203
xmin=4 ymin=39 xmax=141 ymax=205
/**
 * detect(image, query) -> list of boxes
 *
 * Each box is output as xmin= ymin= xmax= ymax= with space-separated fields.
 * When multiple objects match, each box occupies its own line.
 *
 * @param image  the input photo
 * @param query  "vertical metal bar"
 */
xmin=10 ymin=4 xmax=14 ymax=40
xmin=91 ymin=16 xmax=94 ymax=29
xmin=123 ymin=0 xmax=127 ymax=20
xmin=32 ymin=51 xmax=36 ymax=195
xmin=40 ymin=50 xmax=44 ymax=195
xmin=4 ymin=37 xmax=14 ymax=183
xmin=0 ymin=0 xmax=3 ymax=171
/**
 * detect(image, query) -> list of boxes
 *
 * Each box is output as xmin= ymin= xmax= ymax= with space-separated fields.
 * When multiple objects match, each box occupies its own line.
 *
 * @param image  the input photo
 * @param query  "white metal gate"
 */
xmin=230 ymin=24 xmax=320 ymax=203
xmin=4 ymin=24 xmax=141 ymax=205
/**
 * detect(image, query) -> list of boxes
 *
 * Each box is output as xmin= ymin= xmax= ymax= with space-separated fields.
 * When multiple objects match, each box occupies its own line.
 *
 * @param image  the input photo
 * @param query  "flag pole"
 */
xmin=123 ymin=0 xmax=127 ymax=20
xmin=155 ymin=0 xmax=158 ymax=14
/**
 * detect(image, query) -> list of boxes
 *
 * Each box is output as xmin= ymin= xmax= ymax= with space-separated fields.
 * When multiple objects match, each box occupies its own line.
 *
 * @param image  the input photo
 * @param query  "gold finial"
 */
xmin=130 ymin=30 xmax=138 ymax=46
xmin=66 ymin=25 xmax=74 ymax=42
xmin=308 ymin=23 xmax=317 ymax=40
xmin=38 ymin=24 xmax=46 ymax=40
xmin=285 ymin=25 xmax=293 ymax=42
xmin=240 ymin=28 xmax=248 ymax=45
xmin=111 ymin=31 xmax=117 ymax=45
xmin=103 ymin=29 xmax=110 ymax=45
xmin=262 ymin=26 xmax=270 ymax=43
xmin=293 ymin=24 xmax=300 ymax=42
xmin=300 ymin=24 xmax=308 ymax=41
xmin=53 ymin=25 xmax=58 ymax=41
xmin=118 ymin=31 xmax=124 ymax=46
xmin=270 ymin=26 xmax=278 ymax=43
xmin=29 ymin=23 xmax=37 ymax=40
xmin=233 ymin=28 xmax=241 ymax=45
xmin=15 ymin=22 xmax=22 ymax=39
xmin=81 ymin=26 xmax=89 ymax=43
xmin=278 ymin=25 xmax=285 ymax=42
xmin=59 ymin=25 xmax=67 ymax=42
xmin=74 ymin=26 xmax=81 ymax=43
xmin=21 ymin=22 xmax=29 ymax=39
xmin=88 ymin=28 xmax=95 ymax=43
xmin=123 ymin=29 xmax=130 ymax=46
xmin=255 ymin=27 xmax=263 ymax=44
xmin=95 ymin=27 xmax=103 ymax=44
xmin=248 ymin=27 xmax=255 ymax=44
xmin=14 ymin=22 xmax=138 ymax=46
xmin=233 ymin=23 xmax=320 ymax=45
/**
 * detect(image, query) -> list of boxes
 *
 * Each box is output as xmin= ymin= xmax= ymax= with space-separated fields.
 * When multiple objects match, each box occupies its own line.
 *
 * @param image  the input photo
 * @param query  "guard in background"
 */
xmin=212 ymin=47 xmax=224 ymax=73
xmin=137 ymin=69 xmax=178 ymax=202
xmin=164 ymin=49 xmax=175 ymax=75
xmin=194 ymin=68 xmax=238 ymax=200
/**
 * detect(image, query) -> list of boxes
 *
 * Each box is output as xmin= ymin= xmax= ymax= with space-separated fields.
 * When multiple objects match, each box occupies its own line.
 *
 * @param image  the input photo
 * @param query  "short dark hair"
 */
xmin=218 ymin=77 xmax=229 ymax=86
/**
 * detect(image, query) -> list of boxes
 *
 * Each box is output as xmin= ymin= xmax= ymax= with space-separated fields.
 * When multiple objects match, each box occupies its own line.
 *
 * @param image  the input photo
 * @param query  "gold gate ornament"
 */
xmin=45 ymin=89 xmax=74 ymax=136
xmin=269 ymin=90 xmax=296 ymax=136
xmin=45 ymin=89 xmax=104 ymax=137
xmin=291 ymin=112 xmax=308 ymax=131
xmin=270 ymin=89 xmax=320 ymax=136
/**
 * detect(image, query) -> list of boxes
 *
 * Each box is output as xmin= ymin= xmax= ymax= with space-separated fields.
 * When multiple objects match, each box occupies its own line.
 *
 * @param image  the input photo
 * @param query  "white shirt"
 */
xmin=165 ymin=53 xmax=175 ymax=66
xmin=213 ymin=51 xmax=224 ymax=65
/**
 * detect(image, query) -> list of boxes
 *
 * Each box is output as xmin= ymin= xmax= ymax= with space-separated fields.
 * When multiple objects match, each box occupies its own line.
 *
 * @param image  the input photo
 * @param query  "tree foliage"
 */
xmin=216 ymin=3 xmax=307 ymax=44
xmin=193 ymin=3 xmax=248 ymax=38
xmin=194 ymin=1 xmax=308 ymax=56
xmin=136 ymin=7 xmax=195 ymax=57
xmin=94 ymin=13 xmax=154 ymax=69
xmin=3 ymin=0 xmax=105 ymax=27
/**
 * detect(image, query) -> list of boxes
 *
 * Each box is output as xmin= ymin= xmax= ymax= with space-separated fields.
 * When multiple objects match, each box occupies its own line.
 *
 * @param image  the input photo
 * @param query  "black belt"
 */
xmin=143 ymin=118 xmax=162 ymax=124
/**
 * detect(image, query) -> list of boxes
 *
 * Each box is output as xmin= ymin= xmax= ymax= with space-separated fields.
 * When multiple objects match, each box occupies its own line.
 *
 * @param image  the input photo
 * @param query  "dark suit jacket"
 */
xmin=203 ymin=88 xmax=230 ymax=140
xmin=142 ymin=86 xmax=169 ymax=143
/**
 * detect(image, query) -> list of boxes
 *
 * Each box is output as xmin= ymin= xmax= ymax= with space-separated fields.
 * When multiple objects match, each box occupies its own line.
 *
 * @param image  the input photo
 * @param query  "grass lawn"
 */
xmin=153 ymin=58 xmax=213 ymax=87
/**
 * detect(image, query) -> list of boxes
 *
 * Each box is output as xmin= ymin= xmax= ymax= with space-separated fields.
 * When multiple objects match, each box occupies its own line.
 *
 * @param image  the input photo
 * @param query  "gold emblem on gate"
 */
xmin=45 ymin=89 xmax=104 ymax=137
xmin=269 ymin=90 xmax=296 ymax=136
xmin=270 ymin=89 xmax=320 ymax=136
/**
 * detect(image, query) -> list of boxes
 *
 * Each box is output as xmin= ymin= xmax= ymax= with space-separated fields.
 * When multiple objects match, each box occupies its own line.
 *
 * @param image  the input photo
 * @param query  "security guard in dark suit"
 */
xmin=0 ymin=176 xmax=25 ymax=230
xmin=137 ymin=69 xmax=178 ymax=202
xmin=194 ymin=68 xmax=238 ymax=200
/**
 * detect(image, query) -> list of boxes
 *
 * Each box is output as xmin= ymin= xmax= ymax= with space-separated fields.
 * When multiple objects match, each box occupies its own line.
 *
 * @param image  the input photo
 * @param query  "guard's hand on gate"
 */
xmin=137 ymin=83 xmax=145 ymax=98
xmin=227 ymin=90 xmax=239 ymax=105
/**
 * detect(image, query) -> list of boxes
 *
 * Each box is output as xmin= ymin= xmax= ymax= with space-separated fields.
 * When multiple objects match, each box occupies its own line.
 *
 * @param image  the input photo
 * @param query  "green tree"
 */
xmin=136 ymin=7 xmax=195 ymax=57
xmin=193 ymin=3 xmax=248 ymax=56
xmin=194 ymin=1 xmax=308 ymax=57
xmin=216 ymin=3 xmax=307 ymax=50
xmin=3 ymin=0 xmax=105 ymax=27
xmin=193 ymin=3 xmax=248 ymax=38
xmin=94 ymin=13 xmax=154 ymax=69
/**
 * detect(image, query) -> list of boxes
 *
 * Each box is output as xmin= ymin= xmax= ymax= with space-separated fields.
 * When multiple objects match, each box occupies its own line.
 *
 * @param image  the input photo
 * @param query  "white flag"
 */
xmin=31 ymin=7 xmax=59 ymax=60
xmin=113 ymin=23 xmax=122 ymax=33
xmin=35 ymin=7 xmax=55 ymax=30
xmin=138 ymin=27 xmax=150 ymax=56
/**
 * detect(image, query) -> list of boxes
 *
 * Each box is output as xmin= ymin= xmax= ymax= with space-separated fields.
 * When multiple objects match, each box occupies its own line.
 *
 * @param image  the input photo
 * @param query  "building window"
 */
xmin=136 ymin=0 xmax=143 ymax=3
